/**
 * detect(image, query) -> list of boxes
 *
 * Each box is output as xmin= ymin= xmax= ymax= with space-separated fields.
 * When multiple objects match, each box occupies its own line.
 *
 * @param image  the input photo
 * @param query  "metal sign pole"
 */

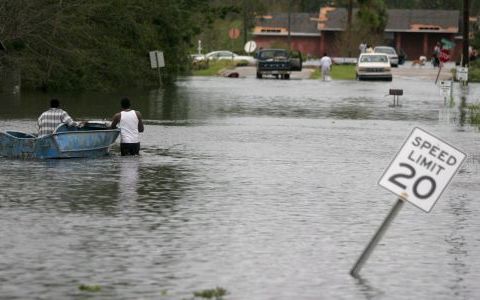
xmin=155 ymin=52 xmax=162 ymax=87
xmin=435 ymin=66 xmax=442 ymax=84
xmin=350 ymin=198 xmax=405 ymax=277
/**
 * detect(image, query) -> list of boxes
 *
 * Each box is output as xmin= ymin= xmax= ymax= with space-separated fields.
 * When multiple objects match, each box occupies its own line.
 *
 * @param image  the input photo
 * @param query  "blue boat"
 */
xmin=0 ymin=122 xmax=120 ymax=159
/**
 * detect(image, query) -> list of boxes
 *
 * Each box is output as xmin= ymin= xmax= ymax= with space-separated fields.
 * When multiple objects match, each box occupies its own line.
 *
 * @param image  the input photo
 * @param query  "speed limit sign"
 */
xmin=379 ymin=127 xmax=466 ymax=212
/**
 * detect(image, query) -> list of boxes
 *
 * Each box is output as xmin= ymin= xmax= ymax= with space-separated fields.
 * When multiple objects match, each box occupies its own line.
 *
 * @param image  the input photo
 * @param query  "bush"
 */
xmin=469 ymin=59 xmax=480 ymax=82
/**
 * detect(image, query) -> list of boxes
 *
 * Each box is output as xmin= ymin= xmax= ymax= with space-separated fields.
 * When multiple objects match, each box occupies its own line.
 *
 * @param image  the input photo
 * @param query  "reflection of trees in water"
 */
xmin=445 ymin=194 xmax=470 ymax=298
xmin=458 ymin=96 xmax=467 ymax=128
xmin=135 ymin=165 xmax=190 ymax=215
xmin=147 ymin=86 xmax=192 ymax=121
xmin=0 ymin=158 xmax=120 ymax=215
xmin=1 ymin=157 xmax=192 ymax=218
xmin=328 ymin=105 xmax=372 ymax=120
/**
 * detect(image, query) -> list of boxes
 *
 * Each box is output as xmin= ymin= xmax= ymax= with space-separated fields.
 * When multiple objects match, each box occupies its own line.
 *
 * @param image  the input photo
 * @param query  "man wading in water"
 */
xmin=111 ymin=97 xmax=144 ymax=156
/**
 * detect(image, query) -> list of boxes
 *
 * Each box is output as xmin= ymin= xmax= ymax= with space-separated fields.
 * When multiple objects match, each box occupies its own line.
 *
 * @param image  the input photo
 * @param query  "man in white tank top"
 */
xmin=111 ymin=97 xmax=144 ymax=156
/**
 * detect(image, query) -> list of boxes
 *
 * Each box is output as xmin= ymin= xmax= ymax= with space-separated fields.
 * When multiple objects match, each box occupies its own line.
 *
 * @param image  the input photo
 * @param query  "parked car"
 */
xmin=255 ymin=48 xmax=302 ymax=79
xmin=356 ymin=53 xmax=392 ymax=81
xmin=205 ymin=51 xmax=255 ymax=64
xmin=374 ymin=46 xmax=399 ymax=67
xmin=190 ymin=54 xmax=206 ymax=62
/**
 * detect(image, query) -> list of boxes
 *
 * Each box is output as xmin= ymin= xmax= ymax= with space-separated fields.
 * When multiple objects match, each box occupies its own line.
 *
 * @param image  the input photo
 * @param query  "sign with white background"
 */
xmin=379 ymin=127 xmax=466 ymax=212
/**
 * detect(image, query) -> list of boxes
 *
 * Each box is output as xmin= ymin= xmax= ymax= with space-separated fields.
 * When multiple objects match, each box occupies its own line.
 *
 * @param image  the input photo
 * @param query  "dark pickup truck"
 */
xmin=255 ymin=48 xmax=302 ymax=79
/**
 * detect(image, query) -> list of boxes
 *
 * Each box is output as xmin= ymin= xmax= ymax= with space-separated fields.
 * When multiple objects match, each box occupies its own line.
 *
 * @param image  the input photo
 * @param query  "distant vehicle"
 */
xmin=205 ymin=51 xmax=256 ymax=64
xmin=374 ymin=46 xmax=399 ymax=67
xmin=356 ymin=53 xmax=392 ymax=81
xmin=255 ymin=48 xmax=302 ymax=79
xmin=190 ymin=54 xmax=206 ymax=62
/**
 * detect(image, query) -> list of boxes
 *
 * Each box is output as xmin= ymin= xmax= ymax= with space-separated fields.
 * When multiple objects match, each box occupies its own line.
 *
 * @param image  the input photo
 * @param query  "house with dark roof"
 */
xmin=385 ymin=9 xmax=460 ymax=59
xmin=253 ymin=13 xmax=321 ymax=57
xmin=253 ymin=8 xmax=462 ymax=60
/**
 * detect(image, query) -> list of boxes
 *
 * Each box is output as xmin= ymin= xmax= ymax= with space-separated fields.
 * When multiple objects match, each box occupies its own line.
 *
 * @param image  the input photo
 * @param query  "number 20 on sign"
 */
xmin=379 ymin=127 xmax=466 ymax=212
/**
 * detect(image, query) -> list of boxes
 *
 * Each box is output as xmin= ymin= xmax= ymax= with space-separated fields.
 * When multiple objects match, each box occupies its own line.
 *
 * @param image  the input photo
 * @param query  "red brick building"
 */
xmin=253 ymin=12 xmax=321 ymax=58
xmin=253 ymin=8 xmax=461 ymax=60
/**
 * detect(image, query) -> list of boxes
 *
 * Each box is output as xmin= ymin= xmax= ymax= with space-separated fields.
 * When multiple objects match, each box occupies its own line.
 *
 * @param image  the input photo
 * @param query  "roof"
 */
xmin=318 ymin=7 xmax=459 ymax=33
xmin=253 ymin=13 xmax=321 ymax=36
xmin=386 ymin=9 xmax=459 ymax=33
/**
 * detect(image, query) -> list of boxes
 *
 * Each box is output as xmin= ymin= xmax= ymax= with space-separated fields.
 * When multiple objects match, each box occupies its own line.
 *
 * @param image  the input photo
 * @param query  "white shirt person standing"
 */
xmin=111 ymin=97 xmax=144 ymax=156
xmin=319 ymin=53 xmax=333 ymax=81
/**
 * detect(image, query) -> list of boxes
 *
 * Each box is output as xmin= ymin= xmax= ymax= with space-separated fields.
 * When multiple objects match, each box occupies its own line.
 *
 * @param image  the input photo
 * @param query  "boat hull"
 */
xmin=0 ymin=124 xmax=120 ymax=159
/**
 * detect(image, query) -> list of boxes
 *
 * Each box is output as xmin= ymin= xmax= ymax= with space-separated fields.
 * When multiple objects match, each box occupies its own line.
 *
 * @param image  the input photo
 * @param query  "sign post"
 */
xmin=456 ymin=66 xmax=468 ymax=84
xmin=228 ymin=28 xmax=240 ymax=61
xmin=350 ymin=127 xmax=466 ymax=277
xmin=435 ymin=49 xmax=450 ymax=84
xmin=149 ymin=50 xmax=165 ymax=87
xmin=350 ymin=198 xmax=405 ymax=277
xmin=439 ymin=80 xmax=453 ymax=105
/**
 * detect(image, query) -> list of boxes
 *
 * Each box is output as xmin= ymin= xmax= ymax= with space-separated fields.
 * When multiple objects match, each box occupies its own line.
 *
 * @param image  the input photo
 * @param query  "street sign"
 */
xmin=439 ymin=80 xmax=452 ymax=98
xmin=456 ymin=67 xmax=468 ymax=82
xmin=244 ymin=40 xmax=257 ymax=53
xmin=441 ymin=38 xmax=455 ymax=50
xmin=439 ymin=49 xmax=450 ymax=63
xmin=149 ymin=51 xmax=165 ymax=69
xmin=379 ymin=127 xmax=466 ymax=212
xmin=228 ymin=28 xmax=240 ymax=40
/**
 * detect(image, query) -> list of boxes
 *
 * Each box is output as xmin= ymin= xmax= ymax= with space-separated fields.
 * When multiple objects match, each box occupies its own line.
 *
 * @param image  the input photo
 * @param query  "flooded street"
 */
xmin=1 ymin=76 xmax=480 ymax=299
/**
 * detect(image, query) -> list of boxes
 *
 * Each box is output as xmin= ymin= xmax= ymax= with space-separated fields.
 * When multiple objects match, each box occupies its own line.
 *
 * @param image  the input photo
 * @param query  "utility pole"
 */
xmin=287 ymin=0 xmax=291 ymax=50
xmin=347 ymin=0 xmax=353 ymax=57
xmin=243 ymin=0 xmax=248 ymax=46
xmin=463 ymin=0 xmax=470 ymax=67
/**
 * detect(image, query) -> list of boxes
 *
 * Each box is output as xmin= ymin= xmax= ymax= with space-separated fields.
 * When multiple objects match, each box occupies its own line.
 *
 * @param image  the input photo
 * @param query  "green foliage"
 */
xmin=196 ymin=19 xmax=245 ymax=54
xmin=0 ymin=0 xmax=214 ymax=91
xmin=384 ymin=0 xmax=417 ymax=8
xmin=192 ymin=60 xmax=236 ymax=76
xmin=193 ymin=287 xmax=228 ymax=299
xmin=467 ymin=104 xmax=480 ymax=126
xmin=310 ymin=64 xmax=356 ymax=80
xmin=472 ymin=31 xmax=480 ymax=51
xmin=416 ymin=0 xmax=460 ymax=9
xmin=468 ymin=60 xmax=480 ymax=82
xmin=78 ymin=284 xmax=101 ymax=292
xmin=357 ymin=0 xmax=388 ymax=34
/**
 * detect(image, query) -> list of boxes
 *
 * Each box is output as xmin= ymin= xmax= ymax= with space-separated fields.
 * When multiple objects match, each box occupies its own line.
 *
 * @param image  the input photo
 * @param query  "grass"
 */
xmin=467 ymin=103 xmax=480 ymax=126
xmin=310 ymin=64 xmax=356 ymax=80
xmin=192 ymin=60 xmax=237 ymax=76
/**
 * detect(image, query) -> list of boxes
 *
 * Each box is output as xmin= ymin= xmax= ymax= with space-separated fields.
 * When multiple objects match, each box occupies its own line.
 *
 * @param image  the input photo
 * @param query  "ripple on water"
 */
xmin=1 ymin=78 xmax=480 ymax=299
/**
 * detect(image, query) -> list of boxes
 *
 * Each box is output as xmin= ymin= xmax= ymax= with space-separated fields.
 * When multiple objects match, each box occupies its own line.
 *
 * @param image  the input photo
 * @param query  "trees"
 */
xmin=333 ymin=0 xmax=387 ymax=56
xmin=0 ymin=0 xmax=212 ymax=91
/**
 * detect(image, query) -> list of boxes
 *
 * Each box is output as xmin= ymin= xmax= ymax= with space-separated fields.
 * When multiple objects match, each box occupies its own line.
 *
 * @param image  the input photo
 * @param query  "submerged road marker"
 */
xmin=350 ymin=127 xmax=466 ymax=277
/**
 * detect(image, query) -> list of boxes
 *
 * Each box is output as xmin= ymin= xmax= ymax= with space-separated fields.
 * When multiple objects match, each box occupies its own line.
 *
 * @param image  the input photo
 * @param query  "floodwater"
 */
xmin=1 ymin=74 xmax=480 ymax=300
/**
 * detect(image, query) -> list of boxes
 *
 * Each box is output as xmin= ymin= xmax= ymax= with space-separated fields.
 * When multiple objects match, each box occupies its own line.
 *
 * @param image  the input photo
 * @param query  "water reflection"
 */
xmin=459 ymin=96 xmax=467 ymax=128
xmin=118 ymin=158 xmax=140 ymax=203
xmin=136 ymin=164 xmax=190 ymax=215
xmin=147 ymin=87 xmax=192 ymax=121
xmin=445 ymin=194 xmax=470 ymax=299
xmin=354 ymin=275 xmax=386 ymax=300
xmin=1 ymin=77 xmax=480 ymax=299
xmin=328 ymin=105 xmax=373 ymax=120
xmin=0 ymin=158 xmax=121 ymax=214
